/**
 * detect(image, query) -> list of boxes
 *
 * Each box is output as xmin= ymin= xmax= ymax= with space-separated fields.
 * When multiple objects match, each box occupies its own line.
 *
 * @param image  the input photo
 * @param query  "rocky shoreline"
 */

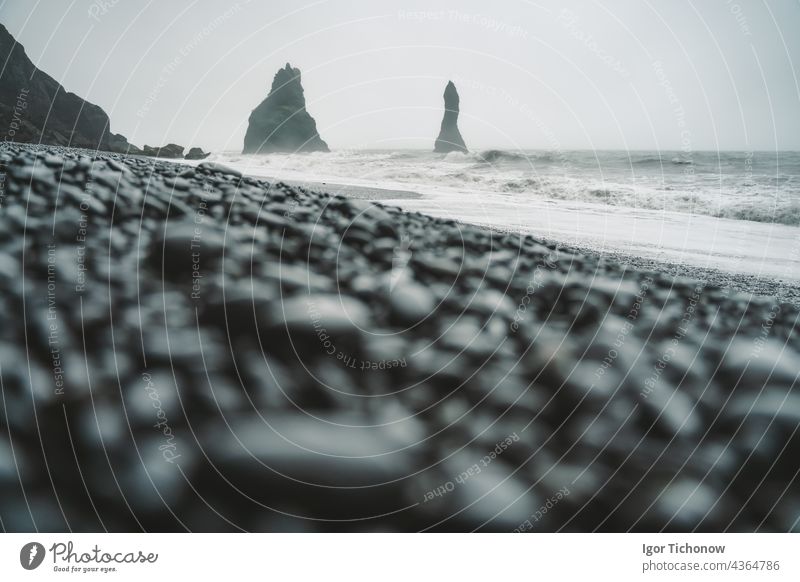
xmin=0 ymin=142 xmax=798 ymax=532
xmin=267 ymin=176 xmax=800 ymax=304
xmin=492 ymin=232 xmax=800 ymax=307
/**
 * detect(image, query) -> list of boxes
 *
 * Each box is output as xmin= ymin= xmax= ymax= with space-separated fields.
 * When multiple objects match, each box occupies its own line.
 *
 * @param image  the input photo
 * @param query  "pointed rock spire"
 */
xmin=434 ymin=81 xmax=467 ymax=153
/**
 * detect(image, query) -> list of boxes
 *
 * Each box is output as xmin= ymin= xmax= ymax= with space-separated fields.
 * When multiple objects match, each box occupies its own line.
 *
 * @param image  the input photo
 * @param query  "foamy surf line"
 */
xmin=192 ymin=149 xmax=800 ymax=226
xmin=213 ymin=163 xmax=800 ymax=287
xmin=286 ymin=173 xmax=800 ymax=301
xmin=178 ymin=152 xmax=800 ymax=286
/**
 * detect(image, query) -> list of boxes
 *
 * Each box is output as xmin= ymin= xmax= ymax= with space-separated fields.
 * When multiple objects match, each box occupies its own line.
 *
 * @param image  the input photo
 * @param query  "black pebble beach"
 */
xmin=0 ymin=142 xmax=798 ymax=532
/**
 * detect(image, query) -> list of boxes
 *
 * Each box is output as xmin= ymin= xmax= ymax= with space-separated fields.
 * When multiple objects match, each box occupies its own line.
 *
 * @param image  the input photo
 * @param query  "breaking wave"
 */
xmin=474 ymin=149 xmax=530 ymax=164
xmin=203 ymin=149 xmax=800 ymax=226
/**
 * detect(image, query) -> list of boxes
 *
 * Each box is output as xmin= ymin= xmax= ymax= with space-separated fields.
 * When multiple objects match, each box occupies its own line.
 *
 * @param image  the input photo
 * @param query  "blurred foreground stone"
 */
xmin=0 ymin=143 xmax=798 ymax=532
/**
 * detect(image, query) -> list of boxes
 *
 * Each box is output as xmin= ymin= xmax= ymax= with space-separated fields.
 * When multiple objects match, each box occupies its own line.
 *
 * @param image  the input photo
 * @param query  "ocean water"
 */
xmin=192 ymin=149 xmax=800 ymax=281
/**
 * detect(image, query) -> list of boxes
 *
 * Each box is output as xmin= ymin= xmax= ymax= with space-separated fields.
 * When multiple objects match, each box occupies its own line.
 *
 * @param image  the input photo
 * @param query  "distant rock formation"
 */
xmin=243 ymin=63 xmax=329 ymax=154
xmin=142 ymin=144 xmax=185 ymax=158
xmin=0 ymin=23 xmax=140 ymax=154
xmin=434 ymin=81 xmax=467 ymax=153
xmin=140 ymin=144 xmax=210 ymax=159
xmin=185 ymin=147 xmax=210 ymax=160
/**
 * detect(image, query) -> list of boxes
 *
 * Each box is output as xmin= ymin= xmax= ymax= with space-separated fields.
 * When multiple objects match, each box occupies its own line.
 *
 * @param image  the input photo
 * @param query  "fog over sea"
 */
xmin=190 ymin=149 xmax=800 ymax=281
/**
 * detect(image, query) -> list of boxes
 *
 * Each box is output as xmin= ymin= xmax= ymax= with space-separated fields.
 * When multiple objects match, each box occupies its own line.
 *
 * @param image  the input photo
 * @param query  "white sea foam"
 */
xmin=198 ymin=149 xmax=800 ymax=226
xmin=185 ymin=149 xmax=800 ymax=280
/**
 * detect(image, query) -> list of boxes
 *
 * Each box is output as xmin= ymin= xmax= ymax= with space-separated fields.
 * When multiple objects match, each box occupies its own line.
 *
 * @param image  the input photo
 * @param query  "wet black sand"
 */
xmin=0 ymin=143 xmax=798 ymax=532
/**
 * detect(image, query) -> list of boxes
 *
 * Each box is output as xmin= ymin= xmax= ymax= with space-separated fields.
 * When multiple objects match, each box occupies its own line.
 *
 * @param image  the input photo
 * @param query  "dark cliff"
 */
xmin=0 ymin=23 xmax=139 ymax=154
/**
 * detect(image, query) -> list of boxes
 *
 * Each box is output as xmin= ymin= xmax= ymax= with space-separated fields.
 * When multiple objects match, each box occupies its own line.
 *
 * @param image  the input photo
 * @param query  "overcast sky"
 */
xmin=1 ymin=0 xmax=799 ymax=151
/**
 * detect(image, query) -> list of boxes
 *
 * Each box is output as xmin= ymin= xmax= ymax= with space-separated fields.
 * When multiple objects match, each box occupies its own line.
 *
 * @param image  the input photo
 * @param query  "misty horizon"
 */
xmin=1 ymin=0 xmax=799 ymax=152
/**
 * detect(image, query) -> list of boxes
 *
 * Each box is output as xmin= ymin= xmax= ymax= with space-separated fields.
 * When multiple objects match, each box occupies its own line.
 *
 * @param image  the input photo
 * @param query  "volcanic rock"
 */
xmin=0 ymin=23 xmax=140 ymax=154
xmin=434 ymin=81 xmax=467 ymax=153
xmin=142 ymin=144 xmax=185 ymax=158
xmin=242 ymin=63 xmax=329 ymax=154
xmin=184 ymin=147 xmax=210 ymax=160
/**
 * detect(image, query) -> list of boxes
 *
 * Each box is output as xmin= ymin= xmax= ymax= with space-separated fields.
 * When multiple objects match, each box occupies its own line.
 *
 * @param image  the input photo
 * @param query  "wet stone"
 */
xmin=415 ymin=253 xmax=463 ymax=279
xmin=149 ymin=221 xmax=226 ymax=279
xmin=197 ymin=162 xmax=242 ymax=177
xmin=389 ymin=282 xmax=436 ymax=326
xmin=416 ymin=451 xmax=538 ymax=531
xmin=199 ymin=412 xmax=419 ymax=519
xmin=266 ymin=294 xmax=371 ymax=340
xmin=639 ymin=383 xmax=704 ymax=439
xmin=163 ymin=176 xmax=192 ymax=191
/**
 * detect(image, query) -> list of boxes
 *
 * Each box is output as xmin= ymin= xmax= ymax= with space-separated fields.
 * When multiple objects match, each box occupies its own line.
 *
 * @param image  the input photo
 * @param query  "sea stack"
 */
xmin=0 ymin=24 xmax=140 ymax=154
xmin=243 ymin=63 xmax=329 ymax=154
xmin=434 ymin=81 xmax=467 ymax=153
